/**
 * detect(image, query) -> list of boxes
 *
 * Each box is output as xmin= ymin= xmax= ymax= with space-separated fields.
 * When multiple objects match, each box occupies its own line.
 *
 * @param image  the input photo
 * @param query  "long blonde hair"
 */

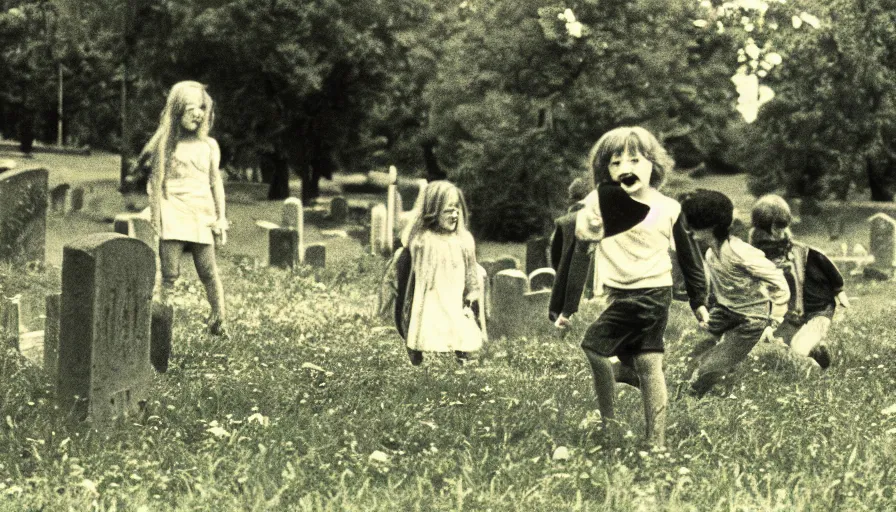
xmin=406 ymin=180 xmax=471 ymax=246
xmin=141 ymin=81 xmax=215 ymax=199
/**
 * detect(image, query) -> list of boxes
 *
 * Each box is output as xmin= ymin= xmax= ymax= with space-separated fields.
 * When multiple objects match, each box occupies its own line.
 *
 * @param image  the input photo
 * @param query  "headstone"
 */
xmin=305 ymin=243 xmax=326 ymax=268
xmin=528 ymin=267 xmax=556 ymax=291
xmin=525 ymin=237 xmax=551 ymax=275
xmin=113 ymin=214 xmax=132 ymax=236
xmin=150 ymin=302 xmax=173 ymax=373
xmin=113 ymin=213 xmax=156 ymax=249
xmin=867 ymin=213 xmax=896 ymax=279
xmin=43 ymin=293 xmax=60 ymax=376
xmin=0 ymin=168 xmax=48 ymax=263
xmin=58 ymin=233 xmax=156 ymax=423
xmin=490 ymin=270 xmax=528 ymax=339
xmin=329 ymin=196 xmax=349 ymax=224
xmin=50 ymin=183 xmax=71 ymax=212
xmin=131 ymin=217 xmax=156 ymax=249
xmin=70 ymin=187 xmax=85 ymax=212
xmin=269 ymin=227 xmax=300 ymax=269
xmin=1 ymin=298 xmax=21 ymax=350
xmin=282 ymin=197 xmax=303 ymax=229
xmin=370 ymin=204 xmax=388 ymax=256
xmin=494 ymin=255 xmax=520 ymax=274
xmin=489 ymin=269 xmax=554 ymax=339
xmin=477 ymin=264 xmax=490 ymax=326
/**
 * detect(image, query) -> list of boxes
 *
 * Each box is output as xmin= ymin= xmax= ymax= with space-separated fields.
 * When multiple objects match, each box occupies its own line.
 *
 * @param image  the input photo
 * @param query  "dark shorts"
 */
xmin=581 ymin=286 xmax=672 ymax=361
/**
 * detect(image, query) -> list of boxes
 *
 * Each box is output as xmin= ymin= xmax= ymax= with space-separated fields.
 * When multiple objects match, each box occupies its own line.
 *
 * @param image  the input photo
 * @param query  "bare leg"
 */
xmin=584 ymin=346 xmax=616 ymax=422
xmin=790 ymin=316 xmax=831 ymax=356
xmin=193 ymin=244 xmax=226 ymax=333
xmin=635 ymin=352 xmax=667 ymax=448
xmin=158 ymin=240 xmax=184 ymax=307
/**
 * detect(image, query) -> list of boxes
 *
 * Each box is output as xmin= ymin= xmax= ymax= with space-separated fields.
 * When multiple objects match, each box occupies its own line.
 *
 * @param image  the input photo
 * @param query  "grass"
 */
xmin=1 ymin=243 xmax=896 ymax=510
xmin=1 ymin=151 xmax=894 ymax=510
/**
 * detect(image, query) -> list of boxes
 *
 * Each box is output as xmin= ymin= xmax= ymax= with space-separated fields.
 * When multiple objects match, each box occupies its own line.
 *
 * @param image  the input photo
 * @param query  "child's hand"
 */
xmin=836 ymin=291 xmax=851 ymax=308
xmin=759 ymin=325 xmax=778 ymax=344
xmin=554 ymin=315 xmax=571 ymax=330
xmin=695 ymin=306 xmax=710 ymax=330
xmin=212 ymin=218 xmax=229 ymax=247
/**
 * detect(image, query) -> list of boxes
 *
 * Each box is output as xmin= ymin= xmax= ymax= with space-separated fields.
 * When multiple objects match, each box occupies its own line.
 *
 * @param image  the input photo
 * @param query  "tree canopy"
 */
xmin=1 ymin=0 xmax=894 ymax=239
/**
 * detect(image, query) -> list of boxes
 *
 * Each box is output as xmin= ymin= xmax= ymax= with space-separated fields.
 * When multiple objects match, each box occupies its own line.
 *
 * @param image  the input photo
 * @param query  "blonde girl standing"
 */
xmin=142 ymin=81 xmax=229 ymax=336
xmin=401 ymin=181 xmax=485 ymax=366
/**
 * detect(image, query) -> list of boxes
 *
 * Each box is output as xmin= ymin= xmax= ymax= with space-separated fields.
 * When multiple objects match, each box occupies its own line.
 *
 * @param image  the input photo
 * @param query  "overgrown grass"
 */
xmin=1 ymin=249 xmax=895 ymax=511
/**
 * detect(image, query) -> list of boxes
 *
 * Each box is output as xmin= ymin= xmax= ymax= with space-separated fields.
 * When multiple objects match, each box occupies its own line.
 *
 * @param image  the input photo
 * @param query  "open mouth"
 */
xmin=618 ymin=174 xmax=640 ymax=187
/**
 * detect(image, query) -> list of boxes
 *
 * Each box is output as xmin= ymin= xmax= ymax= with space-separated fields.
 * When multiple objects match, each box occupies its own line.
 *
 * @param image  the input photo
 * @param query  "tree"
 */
xmin=698 ymin=0 xmax=896 ymax=201
xmin=424 ymin=0 xmax=739 ymax=240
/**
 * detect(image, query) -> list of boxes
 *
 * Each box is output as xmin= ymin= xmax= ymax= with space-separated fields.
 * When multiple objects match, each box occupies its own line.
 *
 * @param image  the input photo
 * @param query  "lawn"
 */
xmin=0 ymin=151 xmax=894 ymax=510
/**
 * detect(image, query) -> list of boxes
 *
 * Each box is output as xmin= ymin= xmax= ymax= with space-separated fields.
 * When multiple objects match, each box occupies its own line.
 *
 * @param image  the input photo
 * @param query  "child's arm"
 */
xmin=807 ymin=248 xmax=849 ymax=308
xmin=672 ymin=213 xmax=709 ymax=321
xmin=461 ymin=231 xmax=481 ymax=304
xmin=207 ymin=138 xmax=228 ymax=244
xmin=741 ymin=246 xmax=790 ymax=323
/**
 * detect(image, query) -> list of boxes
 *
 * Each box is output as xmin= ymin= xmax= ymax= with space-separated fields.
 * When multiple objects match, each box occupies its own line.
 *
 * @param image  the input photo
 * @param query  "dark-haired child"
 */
xmin=749 ymin=194 xmax=850 ymax=369
xmin=573 ymin=126 xmax=709 ymax=447
xmin=680 ymin=189 xmax=791 ymax=396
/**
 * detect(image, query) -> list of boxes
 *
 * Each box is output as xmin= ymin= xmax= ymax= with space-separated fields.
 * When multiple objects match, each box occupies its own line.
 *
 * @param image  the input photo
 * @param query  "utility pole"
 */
xmin=57 ymin=63 xmax=63 ymax=146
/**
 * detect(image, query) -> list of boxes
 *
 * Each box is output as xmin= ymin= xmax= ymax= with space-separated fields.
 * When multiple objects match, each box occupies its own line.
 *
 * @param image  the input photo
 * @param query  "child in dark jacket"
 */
xmin=680 ymin=189 xmax=791 ymax=396
xmin=748 ymin=194 xmax=850 ymax=369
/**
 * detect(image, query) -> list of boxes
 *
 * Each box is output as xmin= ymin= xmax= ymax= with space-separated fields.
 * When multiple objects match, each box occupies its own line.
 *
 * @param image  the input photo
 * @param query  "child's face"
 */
xmin=766 ymin=222 xmax=790 ymax=241
xmin=437 ymin=189 xmax=461 ymax=232
xmin=180 ymin=88 xmax=207 ymax=133
xmin=608 ymin=147 xmax=653 ymax=195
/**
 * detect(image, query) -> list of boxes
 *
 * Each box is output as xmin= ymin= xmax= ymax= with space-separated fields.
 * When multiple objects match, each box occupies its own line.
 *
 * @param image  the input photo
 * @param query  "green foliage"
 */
xmin=709 ymin=0 xmax=896 ymax=200
xmin=426 ymin=0 xmax=740 ymax=240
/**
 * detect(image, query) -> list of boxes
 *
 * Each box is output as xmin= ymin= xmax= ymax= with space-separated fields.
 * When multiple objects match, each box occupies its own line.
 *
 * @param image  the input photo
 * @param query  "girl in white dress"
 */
xmin=403 ymin=181 xmax=484 ymax=365
xmin=141 ymin=81 xmax=229 ymax=336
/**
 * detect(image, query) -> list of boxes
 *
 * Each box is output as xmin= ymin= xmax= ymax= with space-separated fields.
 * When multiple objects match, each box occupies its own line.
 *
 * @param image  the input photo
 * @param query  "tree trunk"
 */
xmin=261 ymin=152 xmax=290 ymax=200
xmin=300 ymin=172 xmax=320 ymax=204
xmin=867 ymin=157 xmax=895 ymax=201
xmin=422 ymin=140 xmax=446 ymax=182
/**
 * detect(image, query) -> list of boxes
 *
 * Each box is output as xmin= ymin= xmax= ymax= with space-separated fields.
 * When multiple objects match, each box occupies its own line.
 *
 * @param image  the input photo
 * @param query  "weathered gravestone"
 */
xmin=57 ymin=233 xmax=156 ymax=423
xmin=305 ymin=243 xmax=326 ymax=268
xmin=528 ymin=267 xmax=556 ymax=291
xmin=525 ymin=236 xmax=550 ymax=275
xmin=50 ymin=183 xmax=71 ymax=212
xmin=865 ymin=213 xmax=896 ymax=280
xmin=264 ymin=198 xmax=305 ymax=269
xmin=43 ymin=293 xmax=60 ymax=376
xmin=489 ymin=269 xmax=553 ymax=339
xmin=113 ymin=212 xmax=156 ymax=249
xmin=269 ymin=228 xmax=300 ymax=269
xmin=370 ymin=204 xmax=389 ymax=256
xmin=329 ymin=196 xmax=349 ymax=224
xmin=70 ymin=186 xmax=85 ymax=212
xmin=282 ymin=197 xmax=303 ymax=230
xmin=0 ymin=168 xmax=48 ymax=264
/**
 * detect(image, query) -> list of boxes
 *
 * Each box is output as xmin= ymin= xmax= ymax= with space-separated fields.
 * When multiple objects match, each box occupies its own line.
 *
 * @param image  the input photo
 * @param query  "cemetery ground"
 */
xmin=1 ymin=151 xmax=895 ymax=510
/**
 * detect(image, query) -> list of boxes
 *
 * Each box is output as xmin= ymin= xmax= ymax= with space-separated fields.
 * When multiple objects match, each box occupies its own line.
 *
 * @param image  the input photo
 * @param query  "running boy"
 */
xmin=680 ymin=189 xmax=791 ymax=396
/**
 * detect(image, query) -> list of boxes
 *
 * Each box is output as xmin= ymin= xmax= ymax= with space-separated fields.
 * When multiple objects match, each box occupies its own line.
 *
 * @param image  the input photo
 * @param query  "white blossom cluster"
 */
xmin=693 ymin=0 xmax=820 ymax=123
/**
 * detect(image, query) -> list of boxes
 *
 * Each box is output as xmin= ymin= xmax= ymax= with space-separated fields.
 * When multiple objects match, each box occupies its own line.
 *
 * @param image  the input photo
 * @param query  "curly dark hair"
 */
xmin=680 ymin=189 xmax=734 ymax=241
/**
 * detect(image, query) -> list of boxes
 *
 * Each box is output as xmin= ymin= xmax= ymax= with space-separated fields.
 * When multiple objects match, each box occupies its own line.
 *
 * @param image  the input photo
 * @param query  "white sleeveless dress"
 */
xmin=159 ymin=140 xmax=217 ymax=244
